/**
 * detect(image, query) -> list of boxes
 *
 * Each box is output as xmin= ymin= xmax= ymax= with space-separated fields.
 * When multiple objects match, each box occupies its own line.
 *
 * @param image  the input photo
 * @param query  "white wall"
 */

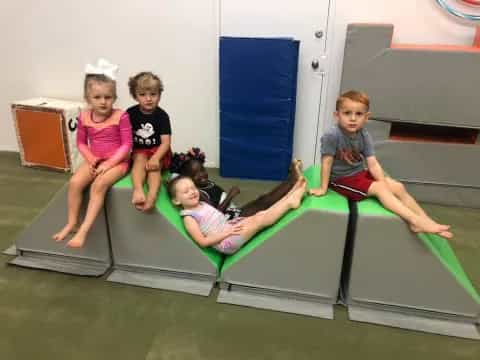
xmin=0 ymin=0 xmax=477 ymax=166
xmin=0 ymin=0 xmax=220 ymax=165
xmin=321 ymin=0 xmax=476 ymax=141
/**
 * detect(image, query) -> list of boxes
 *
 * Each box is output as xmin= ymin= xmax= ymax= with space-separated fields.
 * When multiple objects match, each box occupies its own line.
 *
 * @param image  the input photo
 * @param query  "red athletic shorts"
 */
xmin=330 ymin=170 xmax=375 ymax=201
xmin=132 ymin=147 xmax=172 ymax=169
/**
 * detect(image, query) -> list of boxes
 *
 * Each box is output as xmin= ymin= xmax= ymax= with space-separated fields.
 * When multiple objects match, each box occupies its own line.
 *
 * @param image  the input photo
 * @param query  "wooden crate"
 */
xmin=12 ymin=98 xmax=84 ymax=172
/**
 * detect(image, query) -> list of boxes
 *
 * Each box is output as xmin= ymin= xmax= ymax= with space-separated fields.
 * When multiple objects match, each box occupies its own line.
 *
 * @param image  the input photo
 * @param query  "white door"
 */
xmin=220 ymin=0 xmax=333 ymax=167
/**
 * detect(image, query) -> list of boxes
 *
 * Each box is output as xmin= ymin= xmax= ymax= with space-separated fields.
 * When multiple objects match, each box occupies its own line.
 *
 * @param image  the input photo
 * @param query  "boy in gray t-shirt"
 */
xmin=309 ymin=90 xmax=452 ymax=239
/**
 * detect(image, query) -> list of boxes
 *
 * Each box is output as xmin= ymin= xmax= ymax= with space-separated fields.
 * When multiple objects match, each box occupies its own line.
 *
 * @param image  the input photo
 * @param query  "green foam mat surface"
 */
xmin=113 ymin=175 xmax=224 ymax=269
xmin=221 ymin=165 xmax=349 ymax=274
xmin=358 ymin=198 xmax=480 ymax=304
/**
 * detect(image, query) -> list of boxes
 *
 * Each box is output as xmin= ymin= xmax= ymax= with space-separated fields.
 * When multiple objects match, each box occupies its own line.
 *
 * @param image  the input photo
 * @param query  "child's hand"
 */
xmin=94 ymin=163 xmax=110 ymax=176
xmin=229 ymin=186 xmax=240 ymax=198
xmin=89 ymin=164 xmax=97 ymax=176
xmin=309 ymin=187 xmax=328 ymax=197
xmin=146 ymin=157 xmax=160 ymax=171
xmin=225 ymin=224 xmax=243 ymax=237
xmin=89 ymin=158 xmax=101 ymax=176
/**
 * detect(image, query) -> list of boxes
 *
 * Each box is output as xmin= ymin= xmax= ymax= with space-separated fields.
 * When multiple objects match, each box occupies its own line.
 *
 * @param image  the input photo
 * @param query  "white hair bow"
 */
xmin=84 ymin=58 xmax=119 ymax=80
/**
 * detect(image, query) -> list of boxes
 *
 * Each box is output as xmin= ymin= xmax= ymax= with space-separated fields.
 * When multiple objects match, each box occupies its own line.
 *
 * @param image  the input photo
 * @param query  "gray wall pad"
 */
xmin=105 ymin=187 xmax=217 ymax=295
xmin=10 ymin=184 xmax=111 ymax=276
xmin=365 ymin=120 xmax=480 ymax=208
xmin=403 ymin=183 xmax=480 ymax=209
xmin=218 ymin=209 xmax=348 ymax=318
xmin=341 ymin=24 xmax=480 ymax=128
xmin=374 ymin=141 xmax=480 ymax=188
xmin=365 ymin=119 xmax=391 ymax=141
xmin=347 ymin=213 xmax=480 ymax=337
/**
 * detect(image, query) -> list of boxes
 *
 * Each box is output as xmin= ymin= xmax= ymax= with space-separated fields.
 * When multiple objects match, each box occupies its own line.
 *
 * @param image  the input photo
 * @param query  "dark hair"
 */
xmin=170 ymin=147 xmax=206 ymax=174
xmin=336 ymin=90 xmax=370 ymax=111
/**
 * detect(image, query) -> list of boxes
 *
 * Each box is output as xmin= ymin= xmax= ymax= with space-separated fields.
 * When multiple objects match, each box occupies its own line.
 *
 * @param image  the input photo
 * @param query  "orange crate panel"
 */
xmin=15 ymin=109 xmax=68 ymax=169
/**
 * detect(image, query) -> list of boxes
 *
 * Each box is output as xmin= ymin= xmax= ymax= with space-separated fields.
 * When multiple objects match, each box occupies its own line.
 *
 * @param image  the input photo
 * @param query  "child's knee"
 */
xmin=393 ymin=180 xmax=406 ymax=194
xmin=132 ymin=154 xmax=147 ymax=167
xmin=369 ymin=180 xmax=388 ymax=195
xmin=148 ymin=168 xmax=162 ymax=177
xmin=69 ymin=175 xmax=87 ymax=190
xmin=90 ymin=179 xmax=109 ymax=195
xmin=254 ymin=210 xmax=267 ymax=219
xmin=387 ymin=178 xmax=406 ymax=195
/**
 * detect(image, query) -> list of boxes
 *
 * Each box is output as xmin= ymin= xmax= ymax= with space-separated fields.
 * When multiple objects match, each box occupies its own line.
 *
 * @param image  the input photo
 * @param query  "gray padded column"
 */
xmin=342 ymin=24 xmax=480 ymax=128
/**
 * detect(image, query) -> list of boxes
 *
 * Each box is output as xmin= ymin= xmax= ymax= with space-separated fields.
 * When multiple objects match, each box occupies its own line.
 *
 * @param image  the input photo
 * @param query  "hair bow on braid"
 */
xmin=170 ymin=147 xmax=206 ymax=174
xmin=84 ymin=58 xmax=119 ymax=80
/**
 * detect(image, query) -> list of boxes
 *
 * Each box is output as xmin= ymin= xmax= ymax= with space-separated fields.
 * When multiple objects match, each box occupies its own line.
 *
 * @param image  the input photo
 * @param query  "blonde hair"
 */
xmin=336 ymin=90 xmax=370 ymax=111
xmin=128 ymin=72 xmax=164 ymax=99
xmin=84 ymin=74 xmax=117 ymax=100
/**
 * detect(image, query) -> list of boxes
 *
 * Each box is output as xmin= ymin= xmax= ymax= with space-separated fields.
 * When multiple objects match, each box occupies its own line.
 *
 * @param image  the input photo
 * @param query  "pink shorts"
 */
xmin=213 ymin=217 xmax=249 ymax=254
xmin=330 ymin=170 xmax=375 ymax=201
xmin=132 ymin=147 xmax=172 ymax=169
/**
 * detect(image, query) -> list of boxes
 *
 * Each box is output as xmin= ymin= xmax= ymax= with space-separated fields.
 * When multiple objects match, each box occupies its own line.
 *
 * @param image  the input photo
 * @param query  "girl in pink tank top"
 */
xmin=53 ymin=59 xmax=132 ymax=248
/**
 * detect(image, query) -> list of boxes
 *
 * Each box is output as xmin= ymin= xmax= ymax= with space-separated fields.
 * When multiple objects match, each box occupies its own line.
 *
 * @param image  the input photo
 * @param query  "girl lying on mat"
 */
xmin=170 ymin=148 xmax=304 ymax=219
xmin=167 ymin=174 xmax=306 ymax=254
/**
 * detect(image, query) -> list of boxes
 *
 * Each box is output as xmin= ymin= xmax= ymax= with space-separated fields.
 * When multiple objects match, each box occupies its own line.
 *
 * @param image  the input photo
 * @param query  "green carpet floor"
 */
xmin=1 ymin=151 xmax=479 ymax=360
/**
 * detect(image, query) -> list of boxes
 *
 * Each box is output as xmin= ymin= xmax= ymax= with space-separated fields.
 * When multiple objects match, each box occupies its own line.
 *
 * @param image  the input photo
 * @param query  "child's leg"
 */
xmin=239 ymin=180 xmax=306 ymax=241
xmin=67 ymin=164 xmax=126 ymax=248
xmin=131 ymin=153 xmax=148 ymax=209
xmin=240 ymin=178 xmax=296 ymax=217
xmin=240 ymin=159 xmax=303 ymax=217
xmin=384 ymin=177 xmax=431 ymax=219
xmin=143 ymin=168 xmax=161 ymax=211
xmin=368 ymin=181 xmax=452 ymax=238
xmin=52 ymin=162 xmax=92 ymax=241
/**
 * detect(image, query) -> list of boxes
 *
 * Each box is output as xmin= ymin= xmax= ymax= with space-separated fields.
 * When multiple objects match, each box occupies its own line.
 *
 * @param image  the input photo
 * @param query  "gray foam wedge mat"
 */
xmin=346 ymin=200 xmax=480 ymax=339
xmin=218 ymin=203 xmax=349 ymax=319
xmin=10 ymin=184 xmax=112 ymax=276
xmin=105 ymin=186 xmax=219 ymax=296
xmin=3 ymin=245 xmax=17 ymax=256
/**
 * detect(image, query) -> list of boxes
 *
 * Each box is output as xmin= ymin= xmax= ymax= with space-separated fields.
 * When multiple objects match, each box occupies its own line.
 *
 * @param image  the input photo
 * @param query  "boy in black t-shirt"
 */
xmin=127 ymin=72 xmax=172 ymax=211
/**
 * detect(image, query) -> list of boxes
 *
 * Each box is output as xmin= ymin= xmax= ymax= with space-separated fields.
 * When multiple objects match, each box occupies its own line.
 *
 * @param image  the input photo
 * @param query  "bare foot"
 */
xmin=438 ymin=230 xmax=454 ymax=239
xmin=409 ymin=217 xmax=453 ymax=239
xmin=284 ymin=177 xmax=306 ymax=199
xmin=66 ymin=231 xmax=87 ymax=248
xmin=52 ymin=223 xmax=76 ymax=242
xmin=142 ymin=195 xmax=157 ymax=212
xmin=132 ymin=188 xmax=146 ymax=210
xmin=421 ymin=214 xmax=450 ymax=231
xmin=290 ymin=159 xmax=303 ymax=181
xmin=288 ymin=181 xmax=307 ymax=209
